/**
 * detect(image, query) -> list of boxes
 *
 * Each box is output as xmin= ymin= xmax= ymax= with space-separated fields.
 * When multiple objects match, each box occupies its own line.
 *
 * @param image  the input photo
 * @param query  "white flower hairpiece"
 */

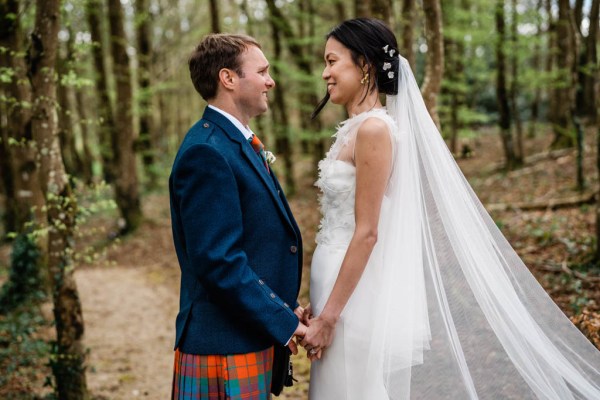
xmin=382 ymin=45 xmax=396 ymax=57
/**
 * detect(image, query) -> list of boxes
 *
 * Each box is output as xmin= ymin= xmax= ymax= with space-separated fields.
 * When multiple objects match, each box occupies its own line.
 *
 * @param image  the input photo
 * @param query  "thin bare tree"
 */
xmin=86 ymin=0 xmax=117 ymax=182
xmin=551 ymin=0 xmax=578 ymax=149
xmin=209 ymin=0 xmax=220 ymax=33
xmin=27 ymin=0 xmax=88 ymax=397
xmin=401 ymin=0 xmax=416 ymax=70
xmin=107 ymin=0 xmax=142 ymax=233
xmin=421 ymin=0 xmax=444 ymax=129
xmin=495 ymin=0 xmax=520 ymax=169
xmin=135 ymin=0 xmax=158 ymax=188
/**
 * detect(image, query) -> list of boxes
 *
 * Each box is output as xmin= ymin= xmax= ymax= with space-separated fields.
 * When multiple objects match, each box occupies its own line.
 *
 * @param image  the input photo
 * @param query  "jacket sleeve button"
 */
xmin=290 ymin=245 xmax=298 ymax=254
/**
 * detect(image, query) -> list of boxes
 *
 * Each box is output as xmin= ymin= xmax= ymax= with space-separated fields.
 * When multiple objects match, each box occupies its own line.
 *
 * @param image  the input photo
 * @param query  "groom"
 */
xmin=169 ymin=33 xmax=306 ymax=398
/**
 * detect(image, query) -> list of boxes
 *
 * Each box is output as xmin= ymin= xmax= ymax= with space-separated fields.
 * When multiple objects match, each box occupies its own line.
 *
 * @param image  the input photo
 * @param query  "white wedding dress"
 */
xmin=309 ymin=109 xmax=396 ymax=399
xmin=308 ymin=103 xmax=600 ymax=399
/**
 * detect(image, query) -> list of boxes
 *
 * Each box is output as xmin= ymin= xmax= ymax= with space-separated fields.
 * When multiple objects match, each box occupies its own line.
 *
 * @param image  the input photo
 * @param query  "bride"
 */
xmin=299 ymin=18 xmax=600 ymax=399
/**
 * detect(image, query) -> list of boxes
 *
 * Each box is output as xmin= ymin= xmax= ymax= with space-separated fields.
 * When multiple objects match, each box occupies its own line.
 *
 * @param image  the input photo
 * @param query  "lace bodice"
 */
xmin=315 ymin=109 xmax=395 ymax=246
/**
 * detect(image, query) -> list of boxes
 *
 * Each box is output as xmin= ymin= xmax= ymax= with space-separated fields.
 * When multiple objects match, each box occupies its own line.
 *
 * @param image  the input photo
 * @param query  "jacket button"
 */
xmin=258 ymin=279 xmax=264 ymax=285
xmin=270 ymin=293 xmax=276 ymax=299
xmin=290 ymin=245 xmax=298 ymax=254
xmin=283 ymin=302 xmax=289 ymax=308
xmin=203 ymin=123 xmax=209 ymax=128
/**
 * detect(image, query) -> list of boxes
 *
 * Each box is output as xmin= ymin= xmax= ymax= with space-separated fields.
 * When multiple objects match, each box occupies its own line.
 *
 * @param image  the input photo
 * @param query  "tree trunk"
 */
xmin=444 ymin=35 xmax=463 ymax=155
xmin=401 ymin=0 xmax=416 ymax=70
xmin=495 ymin=0 xmax=519 ymax=169
xmin=209 ymin=0 xmax=220 ymax=33
xmin=74 ymin=84 xmax=95 ymax=184
xmin=0 ymin=0 xmax=46 ymax=234
xmin=107 ymin=0 xmax=142 ymax=234
xmin=86 ymin=0 xmax=117 ymax=183
xmin=334 ymin=0 xmax=347 ymax=21
xmin=355 ymin=0 xmax=370 ymax=17
xmin=509 ymin=0 xmax=523 ymax=161
xmin=551 ymin=0 xmax=577 ymax=149
xmin=371 ymin=0 xmax=392 ymax=25
xmin=268 ymin=14 xmax=295 ymax=195
xmin=529 ymin=0 xmax=543 ymax=138
xmin=27 ymin=0 xmax=88 ymax=398
xmin=421 ymin=0 xmax=444 ymax=129
xmin=135 ymin=0 xmax=158 ymax=189
xmin=583 ymin=0 xmax=599 ymax=121
xmin=545 ymin=0 xmax=557 ymax=128
xmin=265 ymin=0 xmax=323 ymax=178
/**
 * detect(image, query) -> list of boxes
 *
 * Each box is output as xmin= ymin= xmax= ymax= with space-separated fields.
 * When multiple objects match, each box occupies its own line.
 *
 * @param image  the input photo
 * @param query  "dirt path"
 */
xmin=76 ymin=265 xmax=177 ymax=399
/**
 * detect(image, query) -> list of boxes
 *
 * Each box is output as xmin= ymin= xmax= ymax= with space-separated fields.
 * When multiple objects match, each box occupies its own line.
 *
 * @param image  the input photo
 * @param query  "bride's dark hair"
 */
xmin=311 ymin=18 xmax=400 ymax=119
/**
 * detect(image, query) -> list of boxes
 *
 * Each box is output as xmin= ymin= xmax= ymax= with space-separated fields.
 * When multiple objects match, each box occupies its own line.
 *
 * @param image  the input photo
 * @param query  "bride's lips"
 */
xmin=327 ymin=83 xmax=335 ymax=92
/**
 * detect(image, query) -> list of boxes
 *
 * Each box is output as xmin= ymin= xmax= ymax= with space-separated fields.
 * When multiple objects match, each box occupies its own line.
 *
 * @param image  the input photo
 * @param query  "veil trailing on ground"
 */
xmin=365 ymin=56 xmax=600 ymax=399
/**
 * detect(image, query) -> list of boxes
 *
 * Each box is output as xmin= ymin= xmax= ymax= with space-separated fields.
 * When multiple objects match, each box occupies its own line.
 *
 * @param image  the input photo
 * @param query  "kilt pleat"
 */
xmin=172 ymin=347 xmax=274 ymax=400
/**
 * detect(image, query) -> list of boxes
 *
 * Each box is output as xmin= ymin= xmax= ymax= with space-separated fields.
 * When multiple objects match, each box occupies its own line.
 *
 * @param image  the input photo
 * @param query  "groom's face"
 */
xmin=235 ymin=45 xmax=276 ymax=119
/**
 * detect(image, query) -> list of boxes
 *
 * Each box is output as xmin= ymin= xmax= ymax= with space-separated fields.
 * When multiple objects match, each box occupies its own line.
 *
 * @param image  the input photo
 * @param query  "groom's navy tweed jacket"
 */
xmin=169 ymin=106 xmax=303 ymax=355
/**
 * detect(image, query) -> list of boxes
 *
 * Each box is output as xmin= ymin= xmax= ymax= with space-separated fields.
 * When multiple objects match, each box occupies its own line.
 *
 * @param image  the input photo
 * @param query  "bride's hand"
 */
xmin=300 ymin=314 xmax=336 ymax=361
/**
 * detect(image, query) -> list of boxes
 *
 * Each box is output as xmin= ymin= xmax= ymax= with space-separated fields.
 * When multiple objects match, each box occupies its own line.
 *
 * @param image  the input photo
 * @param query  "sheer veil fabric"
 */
xmin=364 ymin=56 xmax=600 ymax=399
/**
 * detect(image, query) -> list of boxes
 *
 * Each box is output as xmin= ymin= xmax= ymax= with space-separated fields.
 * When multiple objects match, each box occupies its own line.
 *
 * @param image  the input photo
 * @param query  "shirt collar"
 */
xmin=208 ymin=105 xmax=254 ymax=140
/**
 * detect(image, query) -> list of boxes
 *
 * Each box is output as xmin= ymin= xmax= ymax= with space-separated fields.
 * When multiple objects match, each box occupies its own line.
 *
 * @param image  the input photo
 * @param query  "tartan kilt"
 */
xmin=172 ymin=347 xmax=274 ymax=400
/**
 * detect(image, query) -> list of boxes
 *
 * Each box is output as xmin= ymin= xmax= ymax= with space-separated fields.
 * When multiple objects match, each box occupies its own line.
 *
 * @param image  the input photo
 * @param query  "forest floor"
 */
xmin=1 ymin=125 xmax=600 ymax=399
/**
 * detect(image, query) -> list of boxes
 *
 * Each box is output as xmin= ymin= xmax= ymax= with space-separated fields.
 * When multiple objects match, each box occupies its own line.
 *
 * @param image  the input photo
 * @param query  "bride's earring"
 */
xmin=360 ymin=71 xmax=369 ymax=85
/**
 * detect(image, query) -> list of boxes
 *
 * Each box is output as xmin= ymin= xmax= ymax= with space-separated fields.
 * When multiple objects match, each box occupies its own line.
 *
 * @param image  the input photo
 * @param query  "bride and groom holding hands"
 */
xmin=169 ymin=18 xmax=600 ymax=400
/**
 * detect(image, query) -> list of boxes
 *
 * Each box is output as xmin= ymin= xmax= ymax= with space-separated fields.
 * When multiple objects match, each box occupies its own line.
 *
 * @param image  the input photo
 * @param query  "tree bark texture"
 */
xmin=583 ymin=0 xmax=599 ymax=120
xmin=529 ymin=0 xmax=543 ymax=137
xmin=86 ymin=0 xmax=117 ymax=183
xmin=370 ymin=0 xmax=392 ymax=25
xmin=551 ymin=0 xmax=577 ymax=148
xmin=355 ymin=0 xmax=370 ymax=17
xmin=0 ymin=0 xmax=46 ymax=234
xmin=401 ymin=0 xmax=416 ymax=70
xmin=509 ymin=0 xmax=523 ymax=161
xmin=268 ymin=15 xmax=295 ymax=195
xmin=421 ymin=0 xmax=444 ymax=129
xmin=265 ymin=0 xmax=323 ymax=176
xmin=545 ymin=0 xmax=557 ymax=127
xmin=135 ymin=0 xmax=158 ymax=188
xmin=209 ymin=0 xmax=220 ymax=33
xmin=107 ymin=0 xmax=142 ymax=233
xmin=27 ymin=0 xmax=88 ymax=398
xmin=495 ymin=0 xmax=519 ymax=169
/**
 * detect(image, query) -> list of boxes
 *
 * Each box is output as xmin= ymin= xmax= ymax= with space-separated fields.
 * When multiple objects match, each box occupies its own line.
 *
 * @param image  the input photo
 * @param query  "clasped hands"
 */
xmin=290 ymin=304 xmax=336 ymax=362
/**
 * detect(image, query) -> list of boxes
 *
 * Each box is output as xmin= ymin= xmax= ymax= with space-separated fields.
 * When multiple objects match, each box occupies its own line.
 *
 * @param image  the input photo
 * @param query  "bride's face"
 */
xmin=322 ymin=38 xmax=366 ymax=107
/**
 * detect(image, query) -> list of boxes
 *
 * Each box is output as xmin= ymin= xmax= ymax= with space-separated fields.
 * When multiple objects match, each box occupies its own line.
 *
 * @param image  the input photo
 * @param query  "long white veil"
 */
xmin=366 ymin=56 xmax=600 ymax=399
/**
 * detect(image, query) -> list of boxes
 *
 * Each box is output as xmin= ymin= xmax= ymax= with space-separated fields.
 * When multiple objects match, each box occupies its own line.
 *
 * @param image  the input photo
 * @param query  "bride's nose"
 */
xmin=322 ymin=66 xmax=330 ymax=80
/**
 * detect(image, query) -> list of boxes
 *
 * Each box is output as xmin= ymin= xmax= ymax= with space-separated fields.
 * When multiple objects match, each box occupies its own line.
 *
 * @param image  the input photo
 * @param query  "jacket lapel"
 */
xmin=202 ymin=107 xmax=294 ymax=230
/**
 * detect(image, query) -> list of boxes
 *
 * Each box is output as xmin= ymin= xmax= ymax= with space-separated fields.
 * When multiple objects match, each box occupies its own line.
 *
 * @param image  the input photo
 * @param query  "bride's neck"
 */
xmin=346 ymin=91 xmax=382 ymax=116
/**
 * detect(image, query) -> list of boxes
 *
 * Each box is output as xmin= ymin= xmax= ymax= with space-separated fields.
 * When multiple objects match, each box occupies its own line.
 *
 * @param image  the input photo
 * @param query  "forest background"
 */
xmin=0 ymin=0 xmax=599 ymax=399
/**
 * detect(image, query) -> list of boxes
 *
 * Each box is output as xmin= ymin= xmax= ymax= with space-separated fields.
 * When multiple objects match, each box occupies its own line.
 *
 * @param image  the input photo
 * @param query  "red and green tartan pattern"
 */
xmin=172 ymin=347 xmax=274 ymax=399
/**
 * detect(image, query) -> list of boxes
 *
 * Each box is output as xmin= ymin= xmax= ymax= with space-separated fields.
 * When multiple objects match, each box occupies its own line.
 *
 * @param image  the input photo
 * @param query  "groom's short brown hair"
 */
xmin=189 ymin=33 xmax=261 ymax=101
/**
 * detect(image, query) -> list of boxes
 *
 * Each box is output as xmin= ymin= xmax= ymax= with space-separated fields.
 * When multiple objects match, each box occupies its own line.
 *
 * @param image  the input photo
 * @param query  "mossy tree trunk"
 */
xmin=28 ymin=0 xmax=89 ymax=398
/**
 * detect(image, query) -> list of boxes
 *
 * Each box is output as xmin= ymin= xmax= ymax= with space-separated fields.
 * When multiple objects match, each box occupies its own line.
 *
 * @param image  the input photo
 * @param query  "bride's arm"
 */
xmin=301 ymin=117 xmax=393 ymax=356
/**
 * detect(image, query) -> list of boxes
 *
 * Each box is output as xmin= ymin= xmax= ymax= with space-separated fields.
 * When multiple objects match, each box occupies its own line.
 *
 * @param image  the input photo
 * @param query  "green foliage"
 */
xmin=0 ymin=299 xmax=51 ymax=399
xmin=0 ymin=234 xmax=45 ymax=315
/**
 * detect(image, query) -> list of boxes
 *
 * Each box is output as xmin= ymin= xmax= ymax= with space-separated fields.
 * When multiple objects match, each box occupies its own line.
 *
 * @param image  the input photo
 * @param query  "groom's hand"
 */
xmin=288 ymin=321 xmax=308 ymax=355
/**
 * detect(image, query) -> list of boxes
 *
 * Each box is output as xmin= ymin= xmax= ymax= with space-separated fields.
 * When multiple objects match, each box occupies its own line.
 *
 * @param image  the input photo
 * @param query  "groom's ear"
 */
xmin=218 ymin=68 xmax=238 ymax=91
